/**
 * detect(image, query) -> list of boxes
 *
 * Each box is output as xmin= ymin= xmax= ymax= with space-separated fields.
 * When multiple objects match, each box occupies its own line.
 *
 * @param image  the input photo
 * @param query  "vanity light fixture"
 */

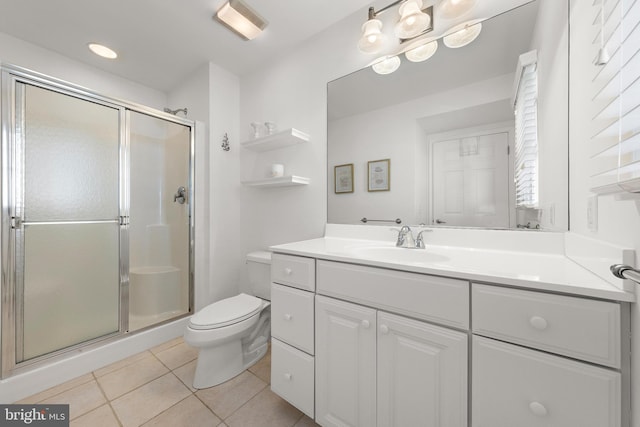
xmin=371 ymin=55 xmax=402 ymax=75
xmin=215 ymin=0 xmax=267 ymax=41
xmin=439 ymin=0 xmax=477 ymax=19
xmin=358 ymin=15 xmax=387 ymax=54
xmin=403 ymin=38 xmax=438 ymax=62
xmin=443 ymin=21 xmax=482 ymax=48
xmin=87 ymin=43 xmax=118 ymax=59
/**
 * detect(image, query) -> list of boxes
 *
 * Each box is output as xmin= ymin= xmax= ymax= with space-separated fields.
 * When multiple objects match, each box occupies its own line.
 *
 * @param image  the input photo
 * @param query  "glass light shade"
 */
xmin=404 ymin=39 xmax=438 ymax=62
xmin=394 ymin=0 xmax=431 ymax=39
xmin=371 ymin=55 xmax=401 ymax=75
xmin=358 ymin=19 xmax=386 ymax=54
xmin=216 ymin=0 xmax=267 ymax=40
xmin=88 ymin=43 xmax=118 ymax=59
xmin=443 ymin=21 xmax=482 ymax=48
xmin=439 ymin=0 xmax=477 ymax=19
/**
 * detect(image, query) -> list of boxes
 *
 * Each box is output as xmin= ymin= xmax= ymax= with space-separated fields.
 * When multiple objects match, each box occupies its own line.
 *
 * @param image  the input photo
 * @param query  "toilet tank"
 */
xmin=246 ymin=251 xmax=272 ymax=301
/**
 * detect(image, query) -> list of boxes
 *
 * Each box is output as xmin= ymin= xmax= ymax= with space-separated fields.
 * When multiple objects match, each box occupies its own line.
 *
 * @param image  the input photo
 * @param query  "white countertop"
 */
xmin=270 ymin=236 xmax=635 ymax=302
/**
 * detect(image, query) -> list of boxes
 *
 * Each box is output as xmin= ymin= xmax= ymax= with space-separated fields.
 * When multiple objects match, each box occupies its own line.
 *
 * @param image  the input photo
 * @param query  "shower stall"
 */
xmin=0 ymin=65 xmax=194 ymax=378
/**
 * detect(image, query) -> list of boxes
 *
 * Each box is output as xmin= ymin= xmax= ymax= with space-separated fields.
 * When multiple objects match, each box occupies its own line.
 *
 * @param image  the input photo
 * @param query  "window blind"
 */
xmin=513 ymin=51 xmax=539 ymax=207
xmin=591 ymin=0 xmax=640 ymax=193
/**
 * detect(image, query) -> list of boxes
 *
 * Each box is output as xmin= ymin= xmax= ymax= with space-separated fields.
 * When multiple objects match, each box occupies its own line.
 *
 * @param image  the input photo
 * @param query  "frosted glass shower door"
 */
xmin=128 ymin=111 xmax=191 ymax=331
xmin=17 ymin=83 xmax=121 ymax=362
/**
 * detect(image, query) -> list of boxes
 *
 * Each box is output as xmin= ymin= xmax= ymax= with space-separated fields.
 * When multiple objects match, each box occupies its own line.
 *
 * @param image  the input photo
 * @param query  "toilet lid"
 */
xmin=189 ymin=293 xmax=263 ymax=330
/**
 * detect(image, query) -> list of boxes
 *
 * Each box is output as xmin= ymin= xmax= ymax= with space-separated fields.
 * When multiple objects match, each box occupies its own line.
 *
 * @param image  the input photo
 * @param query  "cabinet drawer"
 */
xmin=472 ymin=284 xmax=621 ymax=368
xmin=472 ymin=336 xmax=621 ymax=427
xmin=271 ymin=283 xmax=314 ymax=354
xmin=271 ymin=254 xmax=316 ymax=291
xmin=317 ymin=260 xmax=469 ymax=329
xmin=271 ymin=338 xmax=314 ymax=419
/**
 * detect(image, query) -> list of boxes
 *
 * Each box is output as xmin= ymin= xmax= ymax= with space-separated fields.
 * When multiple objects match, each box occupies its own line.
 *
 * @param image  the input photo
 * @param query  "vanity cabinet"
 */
xmin=314 ymin=260 xmax=469 ymax=427
xmin=472 ymin=284 xmax=625 ymax=427
xmin=270 ymin=254 xmax=315 ymax=418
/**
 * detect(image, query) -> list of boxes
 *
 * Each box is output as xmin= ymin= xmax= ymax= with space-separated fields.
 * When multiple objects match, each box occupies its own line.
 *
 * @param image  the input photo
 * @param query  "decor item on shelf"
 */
xmin=222 ymin=133 xmax=230 ymax=151
xmin=368 ymin=159 xmax=390 ymax=192
xmin=334 ymin=163 xmax=354 ymax=194
xmin=251 ymin=122 xmax=264 ymax=139
xmin=265 ymin=121 xmax=277 ymax=135
xmin=271 ymin=163 xmax=284 ymax=177
xmin=357 ymin=0 xmax=483 ymax=75
xmin=215 ymin=0 xmax=267 ymax=41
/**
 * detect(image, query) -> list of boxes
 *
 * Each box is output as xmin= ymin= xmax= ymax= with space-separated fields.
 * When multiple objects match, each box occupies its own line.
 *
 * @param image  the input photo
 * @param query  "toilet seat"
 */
xmin=189 ymin=293 xmax=263 ymax=330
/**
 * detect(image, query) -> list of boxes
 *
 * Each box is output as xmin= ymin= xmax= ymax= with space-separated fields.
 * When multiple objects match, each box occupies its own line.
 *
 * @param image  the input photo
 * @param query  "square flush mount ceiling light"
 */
xmin=216 ymin=0 xmax=267 ymax=40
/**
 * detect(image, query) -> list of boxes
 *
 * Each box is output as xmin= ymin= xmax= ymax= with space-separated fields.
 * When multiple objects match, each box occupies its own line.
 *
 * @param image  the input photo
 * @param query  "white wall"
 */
xmin=569 ymin=1 xmax=640 ymax=424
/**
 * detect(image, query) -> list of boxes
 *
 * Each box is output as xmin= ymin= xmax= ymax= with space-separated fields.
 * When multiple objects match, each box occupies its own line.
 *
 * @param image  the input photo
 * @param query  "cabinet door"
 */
xmin=316 ymin=295 xmax=376 ymax=427
xmin=472 ymin=336 xmax=621 ymax=427
xmin=377 ymin=312 xmax=468 ymax=427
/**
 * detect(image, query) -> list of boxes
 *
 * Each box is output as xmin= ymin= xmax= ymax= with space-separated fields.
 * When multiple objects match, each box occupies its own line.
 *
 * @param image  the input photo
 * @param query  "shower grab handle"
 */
xmin=174 ymin=186 xmax=187 ymax=204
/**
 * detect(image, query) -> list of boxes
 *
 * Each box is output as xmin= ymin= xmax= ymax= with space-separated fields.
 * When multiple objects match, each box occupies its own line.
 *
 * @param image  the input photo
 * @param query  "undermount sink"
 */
xmin=346 ymin=245 xmax=450 ymax=264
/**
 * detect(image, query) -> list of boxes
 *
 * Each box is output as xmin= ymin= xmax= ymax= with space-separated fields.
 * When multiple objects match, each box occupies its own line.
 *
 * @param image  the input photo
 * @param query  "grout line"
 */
xmin=92 ymin=371 xmax=124 ymax=427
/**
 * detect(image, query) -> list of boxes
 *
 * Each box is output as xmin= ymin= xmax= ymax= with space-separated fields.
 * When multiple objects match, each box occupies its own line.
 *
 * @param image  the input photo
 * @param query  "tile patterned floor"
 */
xmin=17 ymin=338 xmax=320 ymax=427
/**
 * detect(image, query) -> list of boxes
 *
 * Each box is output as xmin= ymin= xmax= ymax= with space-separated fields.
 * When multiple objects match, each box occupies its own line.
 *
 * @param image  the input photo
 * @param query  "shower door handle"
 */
xmin=174 ymin=186 xmax=187 ymax=204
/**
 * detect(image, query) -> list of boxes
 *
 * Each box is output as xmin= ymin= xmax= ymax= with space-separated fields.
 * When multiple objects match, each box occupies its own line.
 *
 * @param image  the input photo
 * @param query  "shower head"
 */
xmin=163 ymin=107 xmax=188 ymax=116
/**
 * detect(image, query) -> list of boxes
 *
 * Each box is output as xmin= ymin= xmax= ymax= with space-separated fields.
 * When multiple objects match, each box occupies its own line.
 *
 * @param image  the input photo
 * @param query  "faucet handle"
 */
xmin=415 ymin=229 xmax=433 ymax=249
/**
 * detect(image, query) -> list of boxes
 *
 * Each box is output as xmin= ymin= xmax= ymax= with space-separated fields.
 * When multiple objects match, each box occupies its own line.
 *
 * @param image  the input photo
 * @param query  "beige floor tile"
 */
xmin=143 ymin=395 xmax=221 ymax=427
xmin=172 ymin=360 xmax=197 ymax=392
xmin=196 ymin=371 xmax=267 ymax=419
xmin=93 ymin=350 xmax=152 ymax=378
xmin=16 ymin=373 xmax=94 ymax=404
xmin=41 ymin=380 xmax=106 ymax=420
xmin=70 ymin=404 xmax=119 ymax=427
xmin=247 ymin=347 xmax=271 ymax=384
xmin=96 ymin=353 xmax=169 ymax=400
xmin=111 ymin=373 xmax=191 ymax=427
xmin=155 ymin=341 xmax=198 ymax=370
xmin=294 ymin=415 xmax=321 ymax=427
xmin=226 ymin=388 xmax=302 ymax=427
xmin=150 ymin=337 xmax=183 ymax=354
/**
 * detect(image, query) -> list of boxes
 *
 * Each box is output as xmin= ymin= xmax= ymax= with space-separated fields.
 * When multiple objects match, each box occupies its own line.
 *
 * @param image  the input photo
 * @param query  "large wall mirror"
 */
xmin=327 ymin=0 xmax=568 ymax=231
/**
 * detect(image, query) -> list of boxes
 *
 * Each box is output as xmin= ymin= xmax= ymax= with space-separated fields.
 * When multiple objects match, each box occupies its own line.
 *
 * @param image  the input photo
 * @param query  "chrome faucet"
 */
xmin=393 ymin=226 xmax=432 ymax=249
xmin=395 ymin=226 xmax=416 ymax=248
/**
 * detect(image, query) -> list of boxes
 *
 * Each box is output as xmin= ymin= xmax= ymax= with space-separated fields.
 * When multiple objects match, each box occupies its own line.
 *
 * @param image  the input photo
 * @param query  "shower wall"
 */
xmin=129 ymin=112 xmax=190 ymax=330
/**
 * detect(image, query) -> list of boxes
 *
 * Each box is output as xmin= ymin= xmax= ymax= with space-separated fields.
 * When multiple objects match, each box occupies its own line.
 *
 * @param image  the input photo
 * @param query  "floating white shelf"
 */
xmin=241 ymin=128 xmax=310 ymax=152
xmin=241 ymin=175 xmax=310 ymax=188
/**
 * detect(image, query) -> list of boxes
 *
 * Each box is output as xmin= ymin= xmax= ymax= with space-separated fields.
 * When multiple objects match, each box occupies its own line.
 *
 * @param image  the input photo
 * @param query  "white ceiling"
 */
xmin=0 ymin=0 xmax=375 ymax=92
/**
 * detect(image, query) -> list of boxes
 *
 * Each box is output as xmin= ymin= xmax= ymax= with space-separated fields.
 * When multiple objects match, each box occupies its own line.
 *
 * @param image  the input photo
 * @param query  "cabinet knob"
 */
xmin=529 ymin=401 xmax=548 ymax=416
xmin=284 ymin=268 xmax=293 ymax=276
xmin=529 ymin=316 xmax=548 ymax=331
xmin=284 ymin=314 xmax=292 ymax=321
xmin=379 ymin=324 xmax=389 ymax=334
xmin=284 ymin=373 xmax=292 ymax=381
xmin=361 ymin=320 xmax=370 ymax=329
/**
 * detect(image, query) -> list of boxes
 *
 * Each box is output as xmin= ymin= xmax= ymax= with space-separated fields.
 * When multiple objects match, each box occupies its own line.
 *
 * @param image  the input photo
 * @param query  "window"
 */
xmin=591 ymin=0 xmax=640 ymax=193
xmin=513 ymin=50 xmax=539 ymax=207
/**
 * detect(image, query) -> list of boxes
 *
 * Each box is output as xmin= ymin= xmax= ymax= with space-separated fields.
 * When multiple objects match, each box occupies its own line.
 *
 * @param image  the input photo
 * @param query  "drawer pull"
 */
xmin=284 ymin=268 xmax=293 ymax=276
xmin=361 ymin=320 xmax=370 ymax=329
xmin=529 ymin=401 xmax=548 ymax=417
xmin=284 ymin=314 xmax=292 ymax=321
xmin=284 ymin=373 xmax=292 ymax=381
xmin=379 ymin=324 xmax=389 ymax=334
xmin=529 ymin=316 xmax=548 ymax=331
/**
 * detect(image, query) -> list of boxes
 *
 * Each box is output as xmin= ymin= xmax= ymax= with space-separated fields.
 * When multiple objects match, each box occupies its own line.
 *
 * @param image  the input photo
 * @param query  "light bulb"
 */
xmin=358 ymin=19 xmax=386 ymax=54
xmin=395 ymin=0 xmax=430 ymax=39
xmin=371 ymin=55 xmax=401 ymax=75
xmin=443 ymin=21 xmax=482 ymax=48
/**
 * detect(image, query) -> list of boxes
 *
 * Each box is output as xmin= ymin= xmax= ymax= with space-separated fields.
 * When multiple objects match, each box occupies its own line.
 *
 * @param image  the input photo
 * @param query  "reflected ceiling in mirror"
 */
xmin=327 ymin=0 xmax=568 ymax=231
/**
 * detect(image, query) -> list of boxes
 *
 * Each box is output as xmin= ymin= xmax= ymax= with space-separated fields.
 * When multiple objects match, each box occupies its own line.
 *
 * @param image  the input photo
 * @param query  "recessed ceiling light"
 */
xmin=216 ymin=0 xmax=267 ymax=40
xmin=88 ymin=43 xmax=118 ymax=59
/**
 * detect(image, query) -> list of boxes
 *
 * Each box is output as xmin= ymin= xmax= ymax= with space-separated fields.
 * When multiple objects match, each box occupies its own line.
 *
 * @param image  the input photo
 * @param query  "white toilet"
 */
xmin=184 ymin=251 xmax=271 ymax=389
